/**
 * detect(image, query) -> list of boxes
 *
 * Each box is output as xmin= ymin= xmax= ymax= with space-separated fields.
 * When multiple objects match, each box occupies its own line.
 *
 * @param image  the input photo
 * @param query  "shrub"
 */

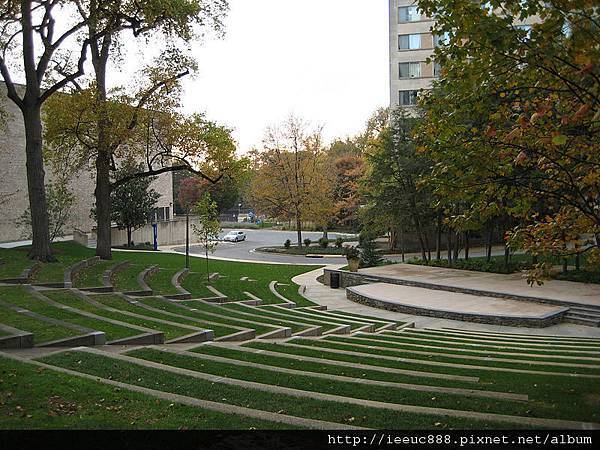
xmin=283 ymin=239 xmax=291 ymax=249
xmin=318 ymin=237 xmax=329 ymax=249
xmin=359 ymin=235 xmax=382 ymax=268
xmin=303 ymin=238 xmax=312 ymax=247
xmin=335 ymin=237 xmax=344 ymax=248
xmin=344 ymin=246 xmax=360 ymax=259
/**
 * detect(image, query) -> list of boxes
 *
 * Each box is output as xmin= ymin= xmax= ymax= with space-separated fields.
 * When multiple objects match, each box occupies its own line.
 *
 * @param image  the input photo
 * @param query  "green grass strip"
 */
xmin=110 ymin=264 xmax=146 ymax=292
xmin=128 ymin=348 xmax=541 ymax=419
xmin=39 ymin=350 xmax=519 ymax=429
xmin=273 ymin=283 xmax=315 ymax=307
xmin=225 ymin=304 xmax=338 ymax=331
xmin=136 ymin=298 xmax=275 ymax=336
xmin=73 ymin=261 xmax=114 ymax=288
xmin=286 ymin=338 xmax=600 ymax=376
xmin=92 ymin=296 xmax=243 ymax=338
xmin=382 ymin=331 xmax=600 ymax=356
xmin=328 ymin=335 xmax=600 ymax=364
xmin=0 ymin=247 xmax=35 ymax=279
xmin=0 ymin=287 xmax=137 ymax=342
xmin=33 ymin=242 xmax=95 ymax=283
xmin=144 ymin=269 xmax=181 ymax=295
xmin=0 ymin=302 xmax=79 ymax=344
xmin=42 ymin=290 xmax=191 ymax=341
xmin=314 ymin=310 xmax=396 ymax=329
xmin=0 ymin=356 xmax=292 ymax=430
xmin=191 ymin=344 xmax=474 ymax=389
xmin=181 ymin=272 xmax=229 ymax=298
xmin=261 ymin=306 xmax=368 ymax=330
xmin=400 ymin=329 xmax=600 ymax=348
xmin=241 ymin=341 xmax=600 ymax=423
xmin=182 ymin=300 xmax=306 ymax=334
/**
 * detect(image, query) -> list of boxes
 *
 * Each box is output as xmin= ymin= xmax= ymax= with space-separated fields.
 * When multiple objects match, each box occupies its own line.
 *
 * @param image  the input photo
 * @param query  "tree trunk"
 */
xmin=206 ymin=242 xmax=210 ymax=283
xmin=126 ymin=227 xmax=132 ymax=247
xmin=95 ymin=147 xmax=112 ymax=259
xmin=296 ymin=215 xmax=302 ymax=248
xmin=575 ymin=253 xmax=580 ymax=271
xmin=322 ymin=228 xmax=328 ymax=239
xmin=447 ymin=232 xmax=453 ymax=266
xmin=400 ymin=228 xmax=405 ymax=263
xmin=486 ymin=226 xmax=493 ymax=262
xmin=453 ymin=231 xmax=460 ymax=264
xmin=504 ymin=242 xmax=510 ymax=268
xmin=22 ymin=104 xmax=54 ymax=261
xmin=436 ymin=210 xmax=442 ymax=260
xmin=464 ymin=231 xmax=470 ymax=260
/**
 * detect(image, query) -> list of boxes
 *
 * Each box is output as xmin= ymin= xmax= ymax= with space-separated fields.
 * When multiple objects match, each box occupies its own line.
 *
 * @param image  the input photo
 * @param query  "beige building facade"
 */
xmin=389 ymin=0 xmax=438 ymax=108
xmin=389 ymin=1 xmax=536 ymax=107
xmin=0 ymin=84 xmax=173 ymax=243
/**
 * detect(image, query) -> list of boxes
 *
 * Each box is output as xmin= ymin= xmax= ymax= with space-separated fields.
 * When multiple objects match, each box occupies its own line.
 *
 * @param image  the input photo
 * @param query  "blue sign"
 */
xmin=153 ymin=223 xmax=158 ymax=251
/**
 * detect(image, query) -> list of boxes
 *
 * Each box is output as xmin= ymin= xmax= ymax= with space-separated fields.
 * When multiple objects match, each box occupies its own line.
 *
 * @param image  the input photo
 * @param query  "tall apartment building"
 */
xmin=389 ymin=0 xmax=439 ymax=108
xmin=389 ymin=1 xmax=536 ymax=108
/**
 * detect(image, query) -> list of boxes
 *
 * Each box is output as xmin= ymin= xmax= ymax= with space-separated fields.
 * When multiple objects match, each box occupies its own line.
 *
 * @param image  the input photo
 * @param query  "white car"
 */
xmin=223 ymin=230 xmax=246 ymax=242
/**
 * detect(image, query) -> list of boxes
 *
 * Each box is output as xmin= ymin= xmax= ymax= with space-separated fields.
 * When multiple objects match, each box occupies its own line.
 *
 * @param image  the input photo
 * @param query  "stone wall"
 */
xmin=0 ymin=84 xmax=173 ymax=243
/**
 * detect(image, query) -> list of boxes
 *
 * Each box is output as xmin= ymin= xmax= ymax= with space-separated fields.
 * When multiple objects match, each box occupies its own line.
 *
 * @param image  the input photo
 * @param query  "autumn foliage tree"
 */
xmin=249 ymin=116 xmax=334 ymax=247
xmin=416 ymin=0 xmax=599 ymax=281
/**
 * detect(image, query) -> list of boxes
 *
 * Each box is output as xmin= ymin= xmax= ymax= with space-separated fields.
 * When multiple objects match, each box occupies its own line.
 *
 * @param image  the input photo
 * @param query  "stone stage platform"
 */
xmin=346 ymin=283 xmax=568 ymax=328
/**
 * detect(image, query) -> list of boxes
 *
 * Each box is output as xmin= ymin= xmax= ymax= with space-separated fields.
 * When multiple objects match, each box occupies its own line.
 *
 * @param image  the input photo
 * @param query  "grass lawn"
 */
xmin=0 ymin=356 xmax=293 ymax=429
xmin=42 ymin=290 xmax=191 ymax=341
xmin=0 ymin=303 xmax=80 ymax=344
xmin=0 ymin=247 xmax=35 ymax=279
xmin=33 ymin=242 xmax=95 ymax=283
xmin=144 ymin=299 xmax=278 ymax=336
xmin=241 ymin=342 xmax=600 ymax=423
xmin=224 ymin=304 xmax=338 ymax=332
xmin=126 ymin=348 xmax=532 ymax=418
xmin=110 ymin=263 xmax=146 ymax=292
xmin=39 ymin=350 xmax=512 ymax=429
xmin=72 ymin=261 xmax=114 ymax=288
xmin=261 ymin=305 xmax=373 ymax=330
xmin=145 ymin=269 xmax=181 ymax=296
xmin=326 ymin=334 xmax=600 ymax=363
xmin=92 ymin=295 xmax=246 ymax=338
xmin=183 ymin=301 xmax=308 ymax=334
xmin=385 ymin=330 xmax=600 ymax=352
xmin=312 ymin=310 xmax=395 ymax=329
xmin=0 ymin=287 xmax=139 ymax=342
xmin=285 ymin=338 xmax=600 ymax=376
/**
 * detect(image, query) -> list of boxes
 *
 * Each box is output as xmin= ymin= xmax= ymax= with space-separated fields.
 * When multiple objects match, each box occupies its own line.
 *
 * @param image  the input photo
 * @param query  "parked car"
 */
xmin=223 ymin=230 xmax=246 ymax=242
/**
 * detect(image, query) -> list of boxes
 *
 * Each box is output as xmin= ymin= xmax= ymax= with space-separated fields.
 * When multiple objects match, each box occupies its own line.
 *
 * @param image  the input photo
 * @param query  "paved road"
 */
xmin=173 ymin=229 xmax=356 ymax=265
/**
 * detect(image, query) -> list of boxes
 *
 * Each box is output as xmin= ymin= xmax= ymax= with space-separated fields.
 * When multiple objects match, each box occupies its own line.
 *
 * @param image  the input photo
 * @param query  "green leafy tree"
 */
xmin=362 ymin=108 xmax=435 ymax=261
xmin=359 ymin=233 xmax=382 ymax=268
xmin=0 ymin=0 xmax=95 ymax=260
xmin=417 ymin=0 xmax=599 ymax=281
xmin=192 ymin=192 xmax=221 ymax=282
xmin=108 ymin=161 xmax=160 ymax=247
xmin=17 ymin=180 xmax=74 ymax=243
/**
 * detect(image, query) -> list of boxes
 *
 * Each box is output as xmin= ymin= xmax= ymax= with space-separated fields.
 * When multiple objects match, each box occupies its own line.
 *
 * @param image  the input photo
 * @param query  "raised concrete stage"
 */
xmin=346 ymin=283 xmax=569 ymax=328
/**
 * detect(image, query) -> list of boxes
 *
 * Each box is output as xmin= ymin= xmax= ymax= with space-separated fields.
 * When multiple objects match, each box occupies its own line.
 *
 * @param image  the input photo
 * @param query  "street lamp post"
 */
xmin=185 ymin=208 xmax=190 ymax=269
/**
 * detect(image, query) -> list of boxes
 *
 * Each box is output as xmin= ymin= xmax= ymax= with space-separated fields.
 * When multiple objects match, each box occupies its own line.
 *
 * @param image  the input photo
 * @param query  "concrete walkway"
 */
xmin=359 ymin=264 xmax=600 ymax=307
xmin=293 ymin=266 xmax=600 ymax=338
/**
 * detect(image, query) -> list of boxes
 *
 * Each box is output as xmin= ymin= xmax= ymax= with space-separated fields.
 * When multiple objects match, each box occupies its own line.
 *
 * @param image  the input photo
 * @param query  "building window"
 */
xmin=399 ymin=6 xmax=420 ymax=23
xmin=399 ymin=34 xmax=422 ymax=50
xmin=433 ymin=61 xmax=442 ymax=77
xmin=399 ymin=62 xmax=422 ymax=79
xmin=399 ymin=90 xmax=419 ymax=106
xmin=433 ymin=32 xmax=450 ymax=47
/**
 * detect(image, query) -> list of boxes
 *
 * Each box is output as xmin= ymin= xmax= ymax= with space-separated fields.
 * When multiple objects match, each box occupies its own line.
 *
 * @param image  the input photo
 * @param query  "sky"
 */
xmin=179 ymin=0 xmax=390 ymax=153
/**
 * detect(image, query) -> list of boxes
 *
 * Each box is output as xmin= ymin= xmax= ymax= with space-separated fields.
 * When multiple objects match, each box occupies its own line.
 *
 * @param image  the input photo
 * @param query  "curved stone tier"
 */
xmin=346 ymin=283 xmax=569 ymax=328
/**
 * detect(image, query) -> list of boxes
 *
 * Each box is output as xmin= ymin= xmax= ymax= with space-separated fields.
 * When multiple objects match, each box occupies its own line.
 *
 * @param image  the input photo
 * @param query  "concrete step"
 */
xmin=564 ymin=315 xmax=600 ymax=327
xmin=567 ymin=310 xmax=600 ymax=320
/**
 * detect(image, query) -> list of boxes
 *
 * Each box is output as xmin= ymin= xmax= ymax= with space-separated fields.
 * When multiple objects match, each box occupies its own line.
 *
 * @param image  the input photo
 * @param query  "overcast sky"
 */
xmin=180 ymin=0 xmax=389 ymax=153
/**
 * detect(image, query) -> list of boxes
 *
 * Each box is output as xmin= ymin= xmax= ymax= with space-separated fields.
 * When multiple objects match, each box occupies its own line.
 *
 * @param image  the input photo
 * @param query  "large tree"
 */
xmin=249 ymin=115 xmax=332 ymax=247
xmin=42 ymin=0 xmax=229 ymax=260
xmin=0 ymin=0 xmax=92 ymax=260
xmin=417 ymin=0 xmax=600 ymax=279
